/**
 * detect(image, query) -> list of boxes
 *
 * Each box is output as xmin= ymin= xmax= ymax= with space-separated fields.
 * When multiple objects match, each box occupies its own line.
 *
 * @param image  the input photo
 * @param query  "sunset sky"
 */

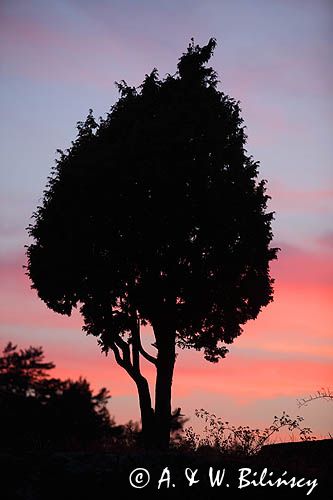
xmin=1 ymin=0 xmax=332 ymax=438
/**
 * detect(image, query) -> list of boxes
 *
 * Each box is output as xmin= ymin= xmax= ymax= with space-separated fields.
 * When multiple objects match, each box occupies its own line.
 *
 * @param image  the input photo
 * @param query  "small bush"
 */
xmin=178 ymin=409 xmax=315 ymax=456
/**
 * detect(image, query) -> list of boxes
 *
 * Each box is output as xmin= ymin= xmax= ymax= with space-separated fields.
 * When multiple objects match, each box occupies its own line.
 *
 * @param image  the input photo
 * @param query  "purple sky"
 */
xmin=1 ymin=0 xmax=332 ymax=437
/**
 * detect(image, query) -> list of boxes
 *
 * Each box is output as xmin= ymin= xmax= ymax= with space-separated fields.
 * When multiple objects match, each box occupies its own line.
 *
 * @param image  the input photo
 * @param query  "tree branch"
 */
xmin=131 ymin=314 xmax=140 ymax=372
xmin=111 ymin=336 xmax=137 ymax=380
xmin=129 ymin=307 xmax=157 ymax=367
xmin=132 ymin=310 xmax=157 ymax=366
xmin=110 ymin=343 xmax=127 ymax=370
xmin=114 ymin=335 xmax=131 ymax=366
xmin=297 ymin=388 xmax=333 ymax=408
xmin=138 ymin=339 xmax=157 ymax=366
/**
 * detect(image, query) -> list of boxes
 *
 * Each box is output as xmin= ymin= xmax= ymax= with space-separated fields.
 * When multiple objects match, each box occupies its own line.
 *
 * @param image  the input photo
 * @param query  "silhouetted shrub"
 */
xmin=177 ymin=408 xmax=315 ymax=456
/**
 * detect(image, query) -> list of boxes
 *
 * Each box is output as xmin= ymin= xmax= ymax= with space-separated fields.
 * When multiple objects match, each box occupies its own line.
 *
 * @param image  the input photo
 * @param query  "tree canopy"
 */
xmin=26 ymin=39 xmax=277 ymax=448
xmin=0 ymin=342 xmax=113 ymax=450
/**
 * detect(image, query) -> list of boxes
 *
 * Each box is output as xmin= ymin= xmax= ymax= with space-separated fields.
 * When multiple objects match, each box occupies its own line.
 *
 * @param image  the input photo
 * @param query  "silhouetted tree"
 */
xmin=0 ymin=342 xmax=54 ymax=449
xmin=38 ymin=377 xmax=113 ymax=449
xmin=26 ymin=39 xmax=277 ymax=449
xmin=0 ymin=341 xmax=55 ymax=396
xmin=0 ymin=343 xmax=114 ymax=450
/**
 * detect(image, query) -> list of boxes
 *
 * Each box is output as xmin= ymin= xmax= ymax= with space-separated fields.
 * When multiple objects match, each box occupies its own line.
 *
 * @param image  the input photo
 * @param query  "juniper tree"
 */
xmin=26 ymin=39 xmax=277 ymax=449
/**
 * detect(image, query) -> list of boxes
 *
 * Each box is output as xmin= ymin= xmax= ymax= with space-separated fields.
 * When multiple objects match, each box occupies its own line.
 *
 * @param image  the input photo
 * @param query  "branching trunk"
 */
xmin=110 ymin=305 xmax=177 ymax=450
xmin=135 ymin=376 xmax=155 ymax=448
xmin=154 ymin=323 xmax=176 ymax=450
xmin=110 ymin=310 xmax=157 ymax=450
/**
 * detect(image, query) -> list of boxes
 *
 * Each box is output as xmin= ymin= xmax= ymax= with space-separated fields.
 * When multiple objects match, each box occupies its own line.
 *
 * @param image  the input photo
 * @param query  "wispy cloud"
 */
xmin=268 ymin=183 xmax=333 ymax=213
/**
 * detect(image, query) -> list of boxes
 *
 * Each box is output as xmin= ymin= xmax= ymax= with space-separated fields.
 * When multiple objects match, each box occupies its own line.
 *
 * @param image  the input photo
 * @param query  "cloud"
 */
xmin=317 ymin=231 xmax=333 ymax=250
xmin=0 ymin=251 xmax=83 ymax=330
xmin=268 ymin=182 xmax=333 ymax=213
xmin=271 ymin=242 xmax=333 ymax=286
xmin=0 ymin=10 xmax=167 ymax=89
xmin=225 ymin=41 xmax=332 ymax=99
xmin=173 ymin=354 xmax=333 ymax=400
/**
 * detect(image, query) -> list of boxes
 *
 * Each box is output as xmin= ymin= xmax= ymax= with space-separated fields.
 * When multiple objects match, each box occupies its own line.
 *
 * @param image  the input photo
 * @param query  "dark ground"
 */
xmin=1 ymin=440 xmax=332 ymax=500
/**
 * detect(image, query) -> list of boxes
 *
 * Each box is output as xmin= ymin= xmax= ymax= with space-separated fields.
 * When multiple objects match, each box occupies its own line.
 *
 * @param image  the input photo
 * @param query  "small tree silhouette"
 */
xmin=26 ymin=39 xmax=277 ymax=449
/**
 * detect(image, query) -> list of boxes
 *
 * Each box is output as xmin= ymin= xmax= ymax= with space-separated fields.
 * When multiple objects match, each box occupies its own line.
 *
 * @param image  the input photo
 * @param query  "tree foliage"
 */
xmin=27 ymin=38 xmax=277 ymax=360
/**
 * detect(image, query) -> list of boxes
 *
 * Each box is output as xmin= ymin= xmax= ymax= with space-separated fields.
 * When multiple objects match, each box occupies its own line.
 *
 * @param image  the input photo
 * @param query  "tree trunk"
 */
xmin=135 ymin=375 xmax=155 ymax=449
xmin=154 ymin=324 xmax=176 ymax=450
